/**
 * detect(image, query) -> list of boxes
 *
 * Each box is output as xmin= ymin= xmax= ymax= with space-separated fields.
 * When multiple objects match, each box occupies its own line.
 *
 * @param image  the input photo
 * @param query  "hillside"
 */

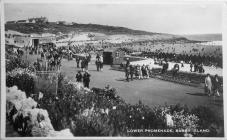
xmin=5 ymin=22 xmax=201 ymax=43
xmin=5 ymin=22 xmax=161 ymax=35
xmin=5 ymin=22 xmax=191 ymax=40
xmin=182 ymin=34 xmax=222 ymax=41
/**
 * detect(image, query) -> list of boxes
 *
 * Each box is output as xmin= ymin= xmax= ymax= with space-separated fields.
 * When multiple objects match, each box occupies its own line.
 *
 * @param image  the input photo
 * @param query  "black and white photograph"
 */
xmin=1 ymin=0 xmax=226 ymax=138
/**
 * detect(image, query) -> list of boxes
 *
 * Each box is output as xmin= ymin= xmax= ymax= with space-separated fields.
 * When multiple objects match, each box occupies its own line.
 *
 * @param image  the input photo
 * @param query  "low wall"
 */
xmin=110 ymin=65 xmax=223 ymax=89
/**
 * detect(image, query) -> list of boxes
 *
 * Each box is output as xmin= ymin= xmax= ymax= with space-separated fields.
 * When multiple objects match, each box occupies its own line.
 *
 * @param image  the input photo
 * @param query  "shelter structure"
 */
xmin=30 ymin=33 xmax=56 ymax=49
xmin=5 ymin=30 xmax=56 ymax=48
xmin=103 ymin=48 xmax=126 ymax=65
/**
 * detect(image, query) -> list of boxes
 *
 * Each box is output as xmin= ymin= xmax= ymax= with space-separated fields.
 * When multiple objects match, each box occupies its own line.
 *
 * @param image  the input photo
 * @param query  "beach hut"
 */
xmin=103 ymin=48 xmax=126 ymax=65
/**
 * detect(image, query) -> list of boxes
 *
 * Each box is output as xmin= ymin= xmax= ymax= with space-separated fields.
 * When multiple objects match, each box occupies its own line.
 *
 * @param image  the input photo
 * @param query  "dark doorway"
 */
xmin=33 ymin=39 xmax=39 ymax=48
xmin=103 ymin=52 xmax=113 ymax=65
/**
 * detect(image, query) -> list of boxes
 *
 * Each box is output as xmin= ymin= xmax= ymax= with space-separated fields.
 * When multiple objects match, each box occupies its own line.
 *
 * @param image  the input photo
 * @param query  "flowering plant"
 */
xmin=6 ymin=68 xmax=36 ymax=97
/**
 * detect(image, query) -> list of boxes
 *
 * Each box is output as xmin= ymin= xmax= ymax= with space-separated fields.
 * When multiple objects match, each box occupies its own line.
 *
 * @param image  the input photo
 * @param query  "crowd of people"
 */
xmin=69 ymin=44 xmax=96 ymax=54
xmin=74 ymin=53 xmax=104 ymax=88
xmin=6 ymin=45 xmax=24 ymax=58
xmin=124 ymin=58 xmax=205 ymax=82
xmin=141 ymin=51 xmax=222 ymax=68
xmin=75 ymin=54 xmax=91 ymax=72
xmin=101 ymin=39 xmax=222 ymax=68
xmin=29 ymin=44 xmax=63 ymax=71
xmin=124 ymin=59 xmax=152 ymax=81
xmin=158 ymin=59 xmax=205 ymax=76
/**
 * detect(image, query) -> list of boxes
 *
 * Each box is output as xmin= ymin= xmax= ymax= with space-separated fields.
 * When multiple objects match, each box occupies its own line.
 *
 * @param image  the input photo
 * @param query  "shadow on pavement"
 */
xmin=209 ymin=97 xmax=223 ymax=106
xmin=89 ymin=70 xmax=102 ymax=72
xmin=115 ymin=78 xmax=130 ymax=82
xmin=186 ymin=92 xmax=207 ymax=96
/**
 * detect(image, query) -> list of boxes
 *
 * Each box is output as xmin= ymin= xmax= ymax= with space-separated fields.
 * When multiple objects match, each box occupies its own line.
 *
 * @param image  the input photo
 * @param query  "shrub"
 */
xmin=6 ymin=56 xmax=29 ymax=72
xmin=191 ymin=106 xmax=224 ymax=137
xmin=6 ymin=68 xmax=36 ymax=97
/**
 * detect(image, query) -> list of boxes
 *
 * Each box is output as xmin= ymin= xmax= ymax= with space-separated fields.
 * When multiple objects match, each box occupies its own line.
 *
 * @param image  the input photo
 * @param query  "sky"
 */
xmin=4 ymin=3 xmax=223 ymax=35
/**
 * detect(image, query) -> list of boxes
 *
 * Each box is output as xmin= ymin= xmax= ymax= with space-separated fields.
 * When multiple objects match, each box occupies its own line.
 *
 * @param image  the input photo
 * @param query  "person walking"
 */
xmin=76 ymin=71 xmax=83 ymax=82
xmin=172 ymin=63 xmax=179 ymax=77
xmin=88 ymin=53 xmax=91 ymax=62
xmin=213 ymin=74 xmax=220 ymax=97
xmin=126 ymin=58 xmax=130 ymax=67
xmin=129 ymin=65 xmax=134 ymax=81
xmin=125 ymin=65 xmax=130 ymax=82
xmin=81 ymin=59 xmax=85 ymax=72
xmin=96 ymin=54 xmax=100 ymax=60
xmin=194 ymin=62 xmax=198 ymax=72
xmin=141 ymin=64 xmax=146 ymax=78
xmin=96 ymin=59 xmax=100 ymax=71
xmin=180 ymin=60 xmax=184 ymax=67
xmin=84 ymin=58 xmax=89 ymax=70
xmin=100 ymin=55 xmax=103 ymax=71
xmin=205 ymin=74 xmax=212 ymax=96
xmin=76 ymin=57 xmax=80 ymax=68
xmin=83 ymin=70 xmax=91 ymax=88
xmin=41 ymin=51 xmax=44 ymax=59
xmin=190 ymin=62 xmax=193 ymax=72
xmin=139 ymin=65 xmax=143 ymax=79
xmin=162 ymin=60 xmax=168 ymax=74
xmin=165 ymin=60 xmax=169 ymax=73
xmin=145 ymin=65 xmax=150 ymax=78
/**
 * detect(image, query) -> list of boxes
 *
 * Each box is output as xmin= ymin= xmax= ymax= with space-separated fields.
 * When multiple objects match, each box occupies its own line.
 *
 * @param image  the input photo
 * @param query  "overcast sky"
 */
xmin=4 ymin=3 xmax=223 ymax=35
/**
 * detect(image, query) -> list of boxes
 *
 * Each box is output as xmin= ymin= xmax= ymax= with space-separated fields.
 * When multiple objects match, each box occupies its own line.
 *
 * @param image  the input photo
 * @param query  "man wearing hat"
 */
xmin=83 ymin=70 xmax=91 ymax=88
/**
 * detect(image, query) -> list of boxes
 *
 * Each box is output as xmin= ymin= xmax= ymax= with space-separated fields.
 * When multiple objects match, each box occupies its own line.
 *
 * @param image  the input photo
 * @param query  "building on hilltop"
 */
xmin=56 ymin=21 xmax=66 ymax=25
xmin=28 ymin=17 xmax=48 ymax=24
xmin=6 ymin=17 xmax=48 ymax=24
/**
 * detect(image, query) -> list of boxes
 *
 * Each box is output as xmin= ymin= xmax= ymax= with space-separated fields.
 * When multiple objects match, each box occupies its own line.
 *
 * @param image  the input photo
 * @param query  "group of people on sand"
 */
xmin=190 ymin=62 xmax=205 ymax=73
xmin=141 ymin=51 xmax=222 ymax=68
xmin=125 ymin=58 xmax=152 ymax=82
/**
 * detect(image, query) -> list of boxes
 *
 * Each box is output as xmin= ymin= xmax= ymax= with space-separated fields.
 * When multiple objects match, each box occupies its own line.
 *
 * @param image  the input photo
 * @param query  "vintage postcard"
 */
xmin=1 ymin=0 xmax=226 ymax=139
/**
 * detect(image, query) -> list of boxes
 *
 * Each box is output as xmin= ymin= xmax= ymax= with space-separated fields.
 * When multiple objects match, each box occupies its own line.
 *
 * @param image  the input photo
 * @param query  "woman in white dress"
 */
xmin=204 ymin=74 xmax=212 ymax=96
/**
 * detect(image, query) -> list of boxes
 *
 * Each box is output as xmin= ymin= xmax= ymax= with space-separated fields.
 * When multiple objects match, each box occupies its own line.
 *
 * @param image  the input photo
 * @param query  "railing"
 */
xmin=34 ymin=68 xmax=60 ymax=95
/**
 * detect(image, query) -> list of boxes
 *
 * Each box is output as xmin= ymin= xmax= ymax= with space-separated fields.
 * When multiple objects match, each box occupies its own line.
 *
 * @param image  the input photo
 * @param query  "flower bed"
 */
xmin=6 ymin=56 xmax=29 ymax=72
xmin=151 ymin=68 xmax=223 ymax=84
xmin=6 ymin=68 xmax=36 ymax=97
xmin=37 ymin=76 xmax=223 ymax=137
